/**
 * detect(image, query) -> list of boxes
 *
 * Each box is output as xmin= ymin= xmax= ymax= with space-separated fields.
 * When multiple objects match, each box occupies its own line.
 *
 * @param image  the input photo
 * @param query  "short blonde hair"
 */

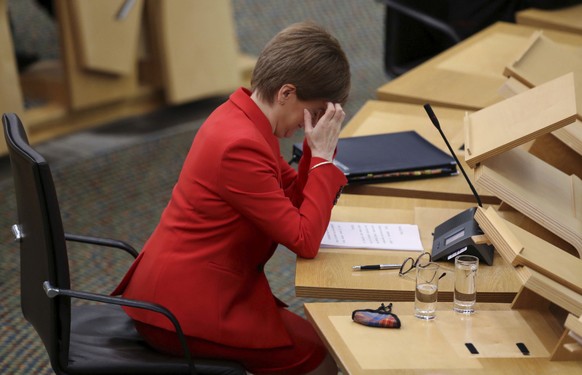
xmin=251 ymin=22 xmax=351 ymax=105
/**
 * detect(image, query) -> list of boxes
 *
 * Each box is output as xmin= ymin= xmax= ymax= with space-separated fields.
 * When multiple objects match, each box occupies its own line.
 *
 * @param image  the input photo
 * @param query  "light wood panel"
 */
xmin=55 ymin=0 xmax=143 ymax=110
xmin=146 ymin=0 xmax=242 ymax=104
xmin=503 ymin=32 xmax=582 ymax=163
xmin=504 ymin=32 xmax=582 ymax=117
xmin=474 ymin=148 xmax=582 ymax=256
xmin=565 ymin=314 xmax=582 ymax=351
xmin=518 ymin=268 xmax=582 ymax=318
xmin=496 ymin=203 xmax=578 ymax=255
xmin=305 ymin=301 xmax=582 ymax=375
xmin=517 ymin=4 xmax=582 ymax=35
xmin=339 ymin=100 xmax=499 ymax=204
xmin=528 ymin=132 xmax=582 ymax=179
xmin=69 ymin=0 xmax=144 ymax=75
xmin=498 ymin=66 xmax=582 ymax=178
xmin=475 ymin=207 xmax=582 ymax=302
xmin=464 ymin=73 xmax=577 ymax=168
xmin=376 ymin=22 xmax=582 ymax=111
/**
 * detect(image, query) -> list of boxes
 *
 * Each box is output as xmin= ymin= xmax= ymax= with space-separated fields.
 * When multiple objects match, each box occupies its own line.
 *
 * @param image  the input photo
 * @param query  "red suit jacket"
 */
xmin=112 ymin=88 xmax=347 ymax=349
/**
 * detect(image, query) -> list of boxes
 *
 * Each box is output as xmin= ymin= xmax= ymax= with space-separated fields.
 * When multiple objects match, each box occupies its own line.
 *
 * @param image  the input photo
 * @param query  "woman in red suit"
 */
xmin=112 ymin=22 xmax=350 ymax=375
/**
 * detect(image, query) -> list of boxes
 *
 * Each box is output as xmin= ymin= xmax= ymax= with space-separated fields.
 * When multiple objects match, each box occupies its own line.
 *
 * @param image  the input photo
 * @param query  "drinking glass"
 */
xmin=453 ymin=255 xmax=479 ymax=314
xmin=414 ymin=262 xmax=441 ymax=320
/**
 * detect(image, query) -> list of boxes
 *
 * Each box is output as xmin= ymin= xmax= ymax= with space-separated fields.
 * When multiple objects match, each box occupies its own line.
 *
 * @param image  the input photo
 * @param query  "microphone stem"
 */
xmin=435 ymin=126 xmax=482 ymax=207
xmin=424 ymin=103 xmax=482 ymax=208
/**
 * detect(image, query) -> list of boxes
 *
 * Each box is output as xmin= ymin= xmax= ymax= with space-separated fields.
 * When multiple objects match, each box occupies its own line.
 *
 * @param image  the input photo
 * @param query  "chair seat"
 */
xmin=68 ymin=304 xmax=245 ymax=375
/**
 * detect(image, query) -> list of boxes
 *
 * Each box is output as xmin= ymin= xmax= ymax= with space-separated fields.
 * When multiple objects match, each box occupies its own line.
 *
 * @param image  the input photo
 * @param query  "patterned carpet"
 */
xmin=1 ymin=0 xmax=387 ymax=373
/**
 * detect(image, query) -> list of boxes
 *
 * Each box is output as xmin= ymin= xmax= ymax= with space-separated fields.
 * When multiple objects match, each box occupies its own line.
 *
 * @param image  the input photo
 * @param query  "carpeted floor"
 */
xmin=1 ymin=0 xmax=388 ymax=373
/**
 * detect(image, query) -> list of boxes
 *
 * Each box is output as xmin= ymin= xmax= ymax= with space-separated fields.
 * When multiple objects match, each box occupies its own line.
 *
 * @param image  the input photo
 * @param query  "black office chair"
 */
xmin=379 ymin=0 xmax=461 ymax=77
xmin=2 ymin=112 xmax=246 ymax=375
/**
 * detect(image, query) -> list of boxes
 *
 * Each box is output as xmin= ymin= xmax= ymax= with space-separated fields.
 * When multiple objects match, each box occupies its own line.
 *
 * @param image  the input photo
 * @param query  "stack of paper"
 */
xmin=321 ymin=221 xmax=423 ymax=251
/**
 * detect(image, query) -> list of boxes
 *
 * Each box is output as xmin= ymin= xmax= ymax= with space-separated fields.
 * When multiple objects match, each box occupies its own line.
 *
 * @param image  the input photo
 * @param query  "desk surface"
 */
xmin=517 ymin=4 xmax=582 ymax=35
xmin=305 ymin=301 xmax=582 ymax=374
xmin=376 ymin=22 xmax=582 ymax=111
xmin=295 ymin=197 xmax=521 ymax=303
xmin=340 ymin=100 xmax=499 ymax=204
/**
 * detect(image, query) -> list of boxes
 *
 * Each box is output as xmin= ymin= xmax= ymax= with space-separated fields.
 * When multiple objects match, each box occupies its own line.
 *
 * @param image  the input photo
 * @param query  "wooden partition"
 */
xmin=0 ymin=0 xmax=253 ymax=156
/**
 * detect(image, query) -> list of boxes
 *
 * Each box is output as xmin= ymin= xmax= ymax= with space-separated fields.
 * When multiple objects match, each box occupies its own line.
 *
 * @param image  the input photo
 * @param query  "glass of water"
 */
xmin=414 ymin=262 xmax=441 ymax=320
xmin=453 ymin=255 xmax=479 ymax=314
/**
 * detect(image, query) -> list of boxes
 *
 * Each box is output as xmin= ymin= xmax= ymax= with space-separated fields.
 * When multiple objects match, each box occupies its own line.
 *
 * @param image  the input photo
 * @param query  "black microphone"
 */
xmin=423 ymin=103 xmax=494 ymax=266
xmin=423 ymin=103 xmax=482 ymax=207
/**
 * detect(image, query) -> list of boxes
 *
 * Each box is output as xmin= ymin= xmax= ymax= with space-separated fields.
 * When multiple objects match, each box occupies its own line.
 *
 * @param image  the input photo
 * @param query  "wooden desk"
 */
xmin=340 ymin=100 xmax=499 ymax=204
xmin=376 ymin=22 xmax=582 ymax=111
xmin=305 ymin=301 xmax=582 ymax=374
xmin=295 ymin=196 xmax=521 ymax=303
xmin=517 ymin=4 xmax=582 ymax=35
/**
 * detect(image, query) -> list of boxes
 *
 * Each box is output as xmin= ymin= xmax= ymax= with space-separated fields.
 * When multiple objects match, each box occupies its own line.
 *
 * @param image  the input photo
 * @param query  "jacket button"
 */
xmin=257 ymin=263 xmax=264 ymax=273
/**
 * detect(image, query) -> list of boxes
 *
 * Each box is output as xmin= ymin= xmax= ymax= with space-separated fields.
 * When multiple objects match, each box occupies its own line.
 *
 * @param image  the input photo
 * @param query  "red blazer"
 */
xmin=112 ymin=88 xmax=347 ymax=349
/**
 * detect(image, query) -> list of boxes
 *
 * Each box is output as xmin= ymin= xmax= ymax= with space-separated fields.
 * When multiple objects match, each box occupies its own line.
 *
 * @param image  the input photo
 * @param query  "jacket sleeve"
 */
xmin=216 ymin=138 xmax=346 ymax=258
xmin=281 ymin=139 xmax=313 ymax=208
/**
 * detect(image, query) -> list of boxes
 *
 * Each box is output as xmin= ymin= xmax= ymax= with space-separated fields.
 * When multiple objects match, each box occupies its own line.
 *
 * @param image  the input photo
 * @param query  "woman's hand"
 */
xmin=304 ymin=102 xmax=346 ymax=161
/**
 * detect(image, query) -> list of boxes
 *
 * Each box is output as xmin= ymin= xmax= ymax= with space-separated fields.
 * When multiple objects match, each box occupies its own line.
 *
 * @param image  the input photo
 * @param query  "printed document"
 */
xmin=321 ymin=221 xmax=423 ymax=251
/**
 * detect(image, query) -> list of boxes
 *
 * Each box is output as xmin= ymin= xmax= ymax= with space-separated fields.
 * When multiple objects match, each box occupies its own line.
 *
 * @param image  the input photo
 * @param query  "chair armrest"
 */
xmin=65 ymin=233 xmax=139 ymax=258
xmin=376 ymin=0 xmax=461 ymax=43
xmin=42 ymin=280 xmax=196 ymax=375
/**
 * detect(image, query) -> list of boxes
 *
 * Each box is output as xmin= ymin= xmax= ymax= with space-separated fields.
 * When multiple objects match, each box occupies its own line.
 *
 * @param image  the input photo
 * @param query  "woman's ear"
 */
xmin=277 ymin=84 xmax=296 ymax=104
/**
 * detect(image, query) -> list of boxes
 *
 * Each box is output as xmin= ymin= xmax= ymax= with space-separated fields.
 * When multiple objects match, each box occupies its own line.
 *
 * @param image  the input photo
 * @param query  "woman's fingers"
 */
xmin=306 ymin=102 xmax=346 ymax=161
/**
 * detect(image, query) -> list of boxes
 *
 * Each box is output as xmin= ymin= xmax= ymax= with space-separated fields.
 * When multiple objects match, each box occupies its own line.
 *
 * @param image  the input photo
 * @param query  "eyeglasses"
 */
xmin=398 ymin=252 xmax=432 ymax=276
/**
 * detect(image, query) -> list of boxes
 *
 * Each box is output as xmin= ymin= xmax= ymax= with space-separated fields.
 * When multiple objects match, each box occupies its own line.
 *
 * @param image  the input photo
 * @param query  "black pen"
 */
xmin=352 ymin=264 xmax=401 ymax=271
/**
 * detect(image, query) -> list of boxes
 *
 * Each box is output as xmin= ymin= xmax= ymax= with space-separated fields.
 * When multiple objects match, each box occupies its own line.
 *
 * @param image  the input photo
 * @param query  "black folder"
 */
xmin=292 ymin=131 xmax=458 ymax=184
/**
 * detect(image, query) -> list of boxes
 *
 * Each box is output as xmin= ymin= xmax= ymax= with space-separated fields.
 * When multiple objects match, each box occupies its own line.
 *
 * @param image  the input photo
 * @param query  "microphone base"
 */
xmin=431 ymin=207 xmax=494 ymax=266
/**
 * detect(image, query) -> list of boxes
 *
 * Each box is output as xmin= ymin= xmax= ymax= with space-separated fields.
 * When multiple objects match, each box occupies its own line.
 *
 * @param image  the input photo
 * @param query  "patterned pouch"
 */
xmin=351 ymin=303 xmax=401 ymax=328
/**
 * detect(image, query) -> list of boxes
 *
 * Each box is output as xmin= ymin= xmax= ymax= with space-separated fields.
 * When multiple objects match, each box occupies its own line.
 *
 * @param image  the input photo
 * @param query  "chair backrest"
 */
xmin=3 ymin=113 xmax=71 ymax=371
xmin=383 ymin=0 xmax=458 ymax=76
